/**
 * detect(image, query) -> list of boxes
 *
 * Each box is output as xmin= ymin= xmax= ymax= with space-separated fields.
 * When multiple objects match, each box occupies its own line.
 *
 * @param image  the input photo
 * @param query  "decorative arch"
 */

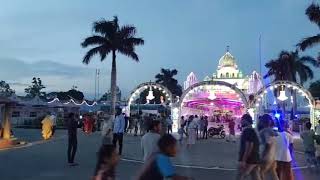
xmin=253 ymin=80 xmax=317 ymax=128
xmin=178 ymin=80 xmax=248 ymax=108
xmin=126 ymin=82 xmax=174 ymax=115
xmin=170 ymin=80 xmax=249 ymax=132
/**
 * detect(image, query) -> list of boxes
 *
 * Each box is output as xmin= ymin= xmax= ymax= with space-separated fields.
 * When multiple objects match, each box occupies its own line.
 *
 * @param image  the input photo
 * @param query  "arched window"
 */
xmin=232 ymin=73 xmax=235 ymax=77
xmin=220 ymin=73 xmax=223 ymax=78
xmin=226 ymin=72 xmax=229 ymax=78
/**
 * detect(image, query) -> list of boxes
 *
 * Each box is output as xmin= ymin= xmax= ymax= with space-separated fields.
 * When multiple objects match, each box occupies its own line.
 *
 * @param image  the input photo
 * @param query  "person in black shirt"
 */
xmin=237 ymin=114 xmax=261 ymax=180
xmin=67 ymin=113 xmax=78 ymax=166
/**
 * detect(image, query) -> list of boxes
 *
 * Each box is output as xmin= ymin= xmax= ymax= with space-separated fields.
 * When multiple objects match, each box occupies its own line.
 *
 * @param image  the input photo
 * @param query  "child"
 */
xmin=92 ymin=145 xmax=120 ymax=180
xmin=137 ymin=134 xmax=192 ymax=180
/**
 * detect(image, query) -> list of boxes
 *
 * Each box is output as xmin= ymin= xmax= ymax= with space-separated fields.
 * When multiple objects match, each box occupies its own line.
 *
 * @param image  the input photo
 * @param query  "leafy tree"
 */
xmin=309 ymin=80 xmax=320 ymax=98
xmin=155 ymin=68 xmax=182 ymax=96
xmin=25 ymin=77 xmax=46 ymax=98
xmin=81 ymin=16 xmax=144 ymax=117
xmin=297 ymin=2 xmax=320 ymax=60
xmin=0 ymin=80 xmax=15 ymax=97
xmin=47 ymin=86 xmax=84 ymax=101
xmin=57 ymin=89 xmax=84 ymax=101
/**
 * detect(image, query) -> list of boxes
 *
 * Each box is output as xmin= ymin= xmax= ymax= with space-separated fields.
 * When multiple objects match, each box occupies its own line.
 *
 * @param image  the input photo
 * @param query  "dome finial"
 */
xmin=226 ymin=45 xmax=230 ymax=52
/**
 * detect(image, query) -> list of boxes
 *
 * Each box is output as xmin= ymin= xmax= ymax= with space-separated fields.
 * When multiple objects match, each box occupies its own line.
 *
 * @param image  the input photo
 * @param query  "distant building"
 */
xmin=184 ymin=72 xmax=198 ymax=90
xmin=1 ymin=94 xmax=80 ymax=126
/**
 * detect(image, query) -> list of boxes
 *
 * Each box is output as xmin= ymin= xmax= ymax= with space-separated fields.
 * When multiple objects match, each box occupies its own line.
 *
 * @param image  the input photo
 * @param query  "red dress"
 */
xmin=83 ymin=117 xmax=90 ymax=133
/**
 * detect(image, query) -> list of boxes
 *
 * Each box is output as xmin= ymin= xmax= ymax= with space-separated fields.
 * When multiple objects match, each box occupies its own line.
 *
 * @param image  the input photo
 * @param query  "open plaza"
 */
xmin=1 ymin=1 xmax=320 ymax=180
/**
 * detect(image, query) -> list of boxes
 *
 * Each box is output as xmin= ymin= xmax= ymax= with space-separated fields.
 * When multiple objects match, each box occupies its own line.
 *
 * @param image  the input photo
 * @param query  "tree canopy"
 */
xmin=0 ymin=80 xmax=15 ymax=97
xmin=155 ymin=68 xmax=182 ymax=96
xmin=25 ymin=77 xmax=46 ymax=98
xmin=81 ymin=16 xmax=144 ymax=64
xmin=264 ymin=51 xmax=318 ymax=84
xmin=297 ymin=3 xmax=320 ymax=60
xmin=309 ymin=80 xmax=320 ymax=98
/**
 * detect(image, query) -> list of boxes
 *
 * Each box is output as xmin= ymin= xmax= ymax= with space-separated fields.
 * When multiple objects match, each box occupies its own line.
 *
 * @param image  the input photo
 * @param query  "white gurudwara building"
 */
xmin=185 ymin=49 xmax=263 ymax=95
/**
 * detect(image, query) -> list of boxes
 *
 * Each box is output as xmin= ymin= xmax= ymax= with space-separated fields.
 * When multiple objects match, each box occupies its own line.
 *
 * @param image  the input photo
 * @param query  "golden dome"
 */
xmin=218 ymin=52 xmax=237 ymax=68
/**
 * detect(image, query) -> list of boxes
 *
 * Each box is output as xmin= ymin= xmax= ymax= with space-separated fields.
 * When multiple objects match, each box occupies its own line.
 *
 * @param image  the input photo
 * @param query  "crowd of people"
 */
xmin=92 ymin=108 xmax=194 ymax=180
xmin=177 ymin=114 xmax=237 ymax=147
xmin=237 ymin=114 xmax=320 ymax=180
xmin=38 ymin=108 xmax=320 ymax=179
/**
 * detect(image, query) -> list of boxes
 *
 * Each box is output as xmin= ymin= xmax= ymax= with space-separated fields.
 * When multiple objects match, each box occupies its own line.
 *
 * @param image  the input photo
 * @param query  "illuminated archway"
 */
xmin=172 ymin=80 xmax=249 ymax=131
xmin=126 ymin=82 xmax=174 ymax=116
xmin=253 ymin=80 xmax=317 ymax=128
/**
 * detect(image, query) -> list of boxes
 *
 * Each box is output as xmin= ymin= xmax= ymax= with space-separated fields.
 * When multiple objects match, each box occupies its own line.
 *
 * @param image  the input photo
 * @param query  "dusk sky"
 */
xmin=1 ymin=0 xmax=319 ymax=99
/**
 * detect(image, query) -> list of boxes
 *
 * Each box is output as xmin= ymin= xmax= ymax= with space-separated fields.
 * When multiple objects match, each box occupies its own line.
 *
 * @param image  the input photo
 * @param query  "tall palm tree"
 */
xmin=297 ymin=3 xmax=320 ymax=59
xmin=264 ymin=51 xmax=317 ymax=84
xmin=264 ymin=51 xmax=318 ymax=118
xmin=81 ymin=16 xmax=144 ymax=118
xmin=155 ymin=68 xmax=182 ymax=96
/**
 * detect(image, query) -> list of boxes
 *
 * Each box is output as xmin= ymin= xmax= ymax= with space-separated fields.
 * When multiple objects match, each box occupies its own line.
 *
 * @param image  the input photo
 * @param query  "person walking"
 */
xmin=194 ymin=115 xmax=200 ymax=139
xmin=300 ymin=121 xmax=317 ymax=168
xmin=237 ymin=114 xmax=261 ymax=180
xmin=315 ymin=120 xmax=320 ymax=136
xmin=51 ymin=113 xmax=57 ymax=136
xmin=92 ymin=144 xmax=120 ymax=180
xmin=258 ymin=114 xmax=279 ymax=180
xmin=166 ymin=116 xmax=173 ymax=134
xmin=187 ymin=115 xmax=197 ymax=148
xmin=112 ymin=108 xmax=126 ymax=155
xmin=102 ymin=115 xmax=114 ymax=145
xmin=275 ymin=120 xmax=294 ymax=180
xmin=198 ymin=116 xmax=205 ymax=139
xmin=178 ymin=116 xmax=187 ymax=144
xmin=141 ymin=120 xmax=161 ymax=162
xmin=67 ymin=113 xmax=78 ymax=166
xmin=124 ymin=114 xmax=129 ymax=133
xmin=133 ymin=114 xmax=139 ymax=136
xmin=202 ymin=116 xmax=209 ymax=139
xmin=41 ymin=115 xmax=53 ymax=140
xmin=137 ymin=134 xmax=192 ymax=180
xmin=227 ymin=117 xmax=236 ymax=143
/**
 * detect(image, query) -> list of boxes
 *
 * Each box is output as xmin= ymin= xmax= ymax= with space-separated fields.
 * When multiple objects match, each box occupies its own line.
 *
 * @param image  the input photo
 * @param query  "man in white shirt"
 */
xmin=141 ymin=120 xmax=161 ymax=161
xmin=113 ymin=109 xmax=126 ymax=155
xmin=194 ymin=115 xmax=200 ymax=139
xmin=275 ymin=120 xmax=294 ymax=180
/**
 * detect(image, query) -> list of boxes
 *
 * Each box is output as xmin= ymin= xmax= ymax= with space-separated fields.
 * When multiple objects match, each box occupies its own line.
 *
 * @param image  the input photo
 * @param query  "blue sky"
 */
xmin=0 ymin=0 xmax=319 ymax=99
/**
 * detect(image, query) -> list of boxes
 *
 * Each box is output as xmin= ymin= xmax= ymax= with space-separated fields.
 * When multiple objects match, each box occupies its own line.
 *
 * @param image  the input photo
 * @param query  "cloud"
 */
xmin=0 ymin=57 xmax=109 ymax=98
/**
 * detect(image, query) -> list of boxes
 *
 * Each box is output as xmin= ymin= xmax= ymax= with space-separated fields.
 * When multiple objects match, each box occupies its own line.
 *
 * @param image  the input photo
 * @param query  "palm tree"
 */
xmin=264 ymin=51 xmax=317 ymax=84
xmin=309 ymin=80 xmax=320 ymax=98
xmin=264 ymin=51 xmax=318 ymax=118
xmin=155 ymin=68 xmax=182 ymax=96
xmin=81 ymin=16 xmax=144 ymax=118
xmin=297 ymin=3 xmax=320 ymax=59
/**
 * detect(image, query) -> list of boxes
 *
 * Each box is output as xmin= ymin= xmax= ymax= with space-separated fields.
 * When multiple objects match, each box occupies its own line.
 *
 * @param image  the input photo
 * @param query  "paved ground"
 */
xmin=0 ymin=129 xmax=319 ymax=180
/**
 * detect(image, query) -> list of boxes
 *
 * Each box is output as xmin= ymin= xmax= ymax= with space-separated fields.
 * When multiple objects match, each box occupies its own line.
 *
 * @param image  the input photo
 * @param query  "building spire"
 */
xmin=226 ymin=45 xmax=230 ymax=52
